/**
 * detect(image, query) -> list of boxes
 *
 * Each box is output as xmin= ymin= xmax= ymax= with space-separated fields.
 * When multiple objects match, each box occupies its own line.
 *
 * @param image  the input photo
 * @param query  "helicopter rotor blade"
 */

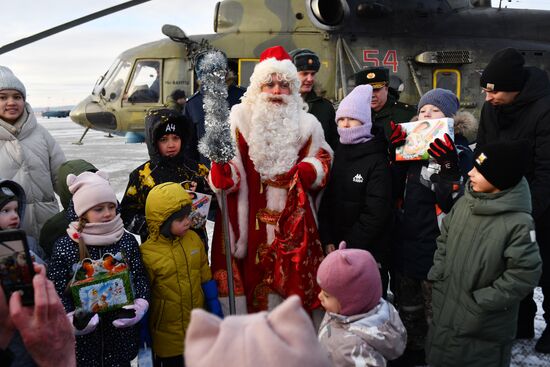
xmin=0 ymin=0 xmax=152 ymax=55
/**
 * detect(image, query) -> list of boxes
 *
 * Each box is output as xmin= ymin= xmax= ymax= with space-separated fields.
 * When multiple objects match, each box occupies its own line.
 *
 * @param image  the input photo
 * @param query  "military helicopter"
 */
xmin=59 ymin=0 xmax=550 ymax=142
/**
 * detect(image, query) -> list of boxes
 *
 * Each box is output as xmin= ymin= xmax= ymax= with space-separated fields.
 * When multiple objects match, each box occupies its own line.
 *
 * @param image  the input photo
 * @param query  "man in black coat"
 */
xmin=477 ymin=47 xmax=550 ymax=352
xmin=289 ymin=48 xmax=339 ymax=151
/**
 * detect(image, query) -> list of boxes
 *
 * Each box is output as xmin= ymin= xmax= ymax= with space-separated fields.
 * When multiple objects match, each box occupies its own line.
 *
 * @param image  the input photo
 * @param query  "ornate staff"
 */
xmin=196 ymin=50 xmax=237 ymax=315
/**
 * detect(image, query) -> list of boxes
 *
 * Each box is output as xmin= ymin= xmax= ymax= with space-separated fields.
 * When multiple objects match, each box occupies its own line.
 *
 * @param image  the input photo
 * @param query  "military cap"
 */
xmin=354 ymin=67 xmax=389 ymax=89
xmin=289 ymin=48 xmax=321 ymax=72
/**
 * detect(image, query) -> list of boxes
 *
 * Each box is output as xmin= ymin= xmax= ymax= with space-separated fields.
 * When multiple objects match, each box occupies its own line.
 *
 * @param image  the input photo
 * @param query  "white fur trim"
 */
xmin=301 ymin=157 xmax=325 ymax=190
xmin=232 ymin=146 xmax=249 ymax=259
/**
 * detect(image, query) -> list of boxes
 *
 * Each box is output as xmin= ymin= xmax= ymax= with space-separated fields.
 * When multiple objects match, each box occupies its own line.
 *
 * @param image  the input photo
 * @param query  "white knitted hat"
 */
xmin=0 ymin=66 xmax=26 ymax=99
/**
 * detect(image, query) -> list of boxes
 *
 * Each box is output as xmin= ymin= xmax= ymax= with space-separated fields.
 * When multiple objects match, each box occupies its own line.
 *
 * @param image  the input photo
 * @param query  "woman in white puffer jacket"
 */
xmin=0 ymin=66 xmax=65 ymax=238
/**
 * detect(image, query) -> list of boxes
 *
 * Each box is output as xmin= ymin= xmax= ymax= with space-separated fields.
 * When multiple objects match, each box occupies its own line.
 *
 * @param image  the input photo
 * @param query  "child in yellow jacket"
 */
xmin=140 ymin=182 xmax=222 ymax=366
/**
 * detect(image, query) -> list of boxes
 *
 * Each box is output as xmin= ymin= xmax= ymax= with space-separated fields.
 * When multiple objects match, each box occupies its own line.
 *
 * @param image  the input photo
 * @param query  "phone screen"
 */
xmin=0 ymin=230 xmax=35 ymax=305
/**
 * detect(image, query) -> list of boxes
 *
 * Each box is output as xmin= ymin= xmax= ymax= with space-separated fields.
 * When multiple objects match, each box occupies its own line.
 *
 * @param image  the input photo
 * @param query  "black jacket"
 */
xmin=120 ymin=113 xmax=211 ymax=242
xmin=477 ymin=66 xmax=550 ymax=284
xmin=318 ymin=138 xmax=392 ymax=265
xmin=47 ymin=203 xmax=150 ymax=366
xmin=303 ymin=91 xmax=338 ymax=151
xmin=393 ymin=112 xmax=477 ymax=279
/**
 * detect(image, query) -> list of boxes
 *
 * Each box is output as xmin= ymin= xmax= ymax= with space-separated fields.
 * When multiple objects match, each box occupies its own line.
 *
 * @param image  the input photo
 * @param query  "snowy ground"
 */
xmin=41 ymin=116 xmax=550 ymax=366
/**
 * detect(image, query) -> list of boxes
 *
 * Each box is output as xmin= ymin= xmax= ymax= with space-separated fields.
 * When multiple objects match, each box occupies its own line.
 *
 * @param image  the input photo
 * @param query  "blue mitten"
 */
xmin=201 ymin=280 xmax=223 ymax=318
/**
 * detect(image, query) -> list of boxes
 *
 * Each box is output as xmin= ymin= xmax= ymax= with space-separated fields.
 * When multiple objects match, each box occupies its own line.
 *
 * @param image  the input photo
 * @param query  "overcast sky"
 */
xmin=0 ymin=0 xmax=547 ymax=107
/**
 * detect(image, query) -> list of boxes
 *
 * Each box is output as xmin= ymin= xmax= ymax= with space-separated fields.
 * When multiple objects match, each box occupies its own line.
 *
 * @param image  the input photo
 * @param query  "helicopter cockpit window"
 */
xmin=100 ymin=60 xmax=132 ymax=102
xmin=433 ymin=69 xmax=461 ymax=99
xmin=126 ymin=60 xmax=161 ymax=103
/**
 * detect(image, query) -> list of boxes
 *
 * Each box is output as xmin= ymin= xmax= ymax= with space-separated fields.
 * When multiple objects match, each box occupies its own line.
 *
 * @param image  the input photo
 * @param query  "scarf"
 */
xmin=337 ymin=124 xmax=373 ymax=145
xmin=67 ymin=214 xmax=125 ymax=246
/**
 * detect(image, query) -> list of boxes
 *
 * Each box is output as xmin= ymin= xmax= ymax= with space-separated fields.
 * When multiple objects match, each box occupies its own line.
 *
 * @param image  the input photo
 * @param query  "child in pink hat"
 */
xmin=47 ymin=171 xmax=150 ymax=367
xmin=317 ymin=242 xmax=406 ymax=366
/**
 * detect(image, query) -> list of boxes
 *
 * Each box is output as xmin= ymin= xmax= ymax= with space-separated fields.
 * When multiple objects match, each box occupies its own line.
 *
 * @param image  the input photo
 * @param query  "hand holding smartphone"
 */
xmin=0 ymin=229 xmax=35 ymax=305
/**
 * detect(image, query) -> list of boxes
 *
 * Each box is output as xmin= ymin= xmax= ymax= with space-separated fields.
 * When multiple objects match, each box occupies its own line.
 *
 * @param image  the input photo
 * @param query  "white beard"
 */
xmin=247 ymin=93 xmax=302 ymax=180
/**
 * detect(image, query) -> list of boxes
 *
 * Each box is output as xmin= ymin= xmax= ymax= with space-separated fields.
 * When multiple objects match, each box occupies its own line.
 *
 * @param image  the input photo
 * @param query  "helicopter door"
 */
xmin=124 ymin=60 xmax=162 ymax=104
xmin=433 ymin=68 xmax=461 ymax=99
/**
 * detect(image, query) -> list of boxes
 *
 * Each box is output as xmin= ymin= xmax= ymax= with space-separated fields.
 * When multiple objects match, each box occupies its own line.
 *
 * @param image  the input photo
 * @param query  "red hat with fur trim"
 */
xmin=259 ymin=46 xmax=292 ymax=62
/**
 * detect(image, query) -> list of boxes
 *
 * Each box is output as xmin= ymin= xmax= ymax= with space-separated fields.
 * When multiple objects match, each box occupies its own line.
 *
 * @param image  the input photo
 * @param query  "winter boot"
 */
xmin=535 ymin=327 xmax=550 ymax=353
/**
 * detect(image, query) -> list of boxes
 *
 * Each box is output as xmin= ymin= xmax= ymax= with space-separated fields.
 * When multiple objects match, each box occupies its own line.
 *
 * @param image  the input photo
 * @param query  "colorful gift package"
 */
xmin=69 ymin=252 xmax=134 ymax=313
xmin=395 ymin=118 xmax=454 ymax=161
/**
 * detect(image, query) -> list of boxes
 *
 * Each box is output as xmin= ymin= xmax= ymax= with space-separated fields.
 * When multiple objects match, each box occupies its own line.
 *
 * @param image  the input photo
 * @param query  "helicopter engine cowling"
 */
xmin=307 ymin=0 xmax=350 ymax=30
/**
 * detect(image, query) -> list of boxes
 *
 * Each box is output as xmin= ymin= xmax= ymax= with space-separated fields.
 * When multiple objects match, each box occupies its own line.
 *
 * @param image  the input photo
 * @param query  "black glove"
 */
xmin=72 ymin=308 xmax=96 ymax=331
xmin=428 ymin=133 xmax=460 ymax=181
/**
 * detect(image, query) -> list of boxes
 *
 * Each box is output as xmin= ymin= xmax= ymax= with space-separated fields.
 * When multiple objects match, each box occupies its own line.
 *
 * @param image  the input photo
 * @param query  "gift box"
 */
xmin=187 ymin=190 xmax=212 ymax=229
xmin=69 ymin=252 xmax=134 ymax=313
xmin=395 ymin=118 xmax=454 ymax=161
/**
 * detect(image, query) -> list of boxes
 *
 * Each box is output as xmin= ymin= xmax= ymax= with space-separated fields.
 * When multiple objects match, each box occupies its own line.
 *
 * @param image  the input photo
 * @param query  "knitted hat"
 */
xmin=336 ymin=84 xmax=373 ymax=125
xmin=67 ymin=171 xmax=117 ymax=217
xmin=288 ymin=48 xmax=320 ymax=72
xmin=0 ymin=185 xmax=17 ymax=211
xmin=147 ymin=108 xmax=190 ymax=145
xmin=473 ymin=140 xmax=530 ymax=190
xmin=417 ymin=88 xmax=460 ymax=118
xmin=185 ymin=295 xmax=332 ymax=367
xmin=316 ymin=242 xmax=382 ymax=316
xmin=480 ymin=48 xmax=526 ymax=92
xmin=0 ymin=66 xmax=26 ymax=99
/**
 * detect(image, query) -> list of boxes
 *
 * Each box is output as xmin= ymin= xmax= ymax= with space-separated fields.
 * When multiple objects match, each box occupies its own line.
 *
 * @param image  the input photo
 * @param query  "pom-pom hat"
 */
xmin=317 ymin=241 xmax=382 ymax=316
xmin=417 ymin=88 xmax=460 ymax=118
xmin=0 ymin=66 xmax=26 ymax=99
xmin=67 ymin=171 xmax=117 ymax=217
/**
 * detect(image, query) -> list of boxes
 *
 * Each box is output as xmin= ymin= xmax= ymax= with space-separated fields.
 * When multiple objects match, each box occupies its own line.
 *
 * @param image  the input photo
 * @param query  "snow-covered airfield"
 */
xmin=43 ymin=116 xmax=550 ymax=366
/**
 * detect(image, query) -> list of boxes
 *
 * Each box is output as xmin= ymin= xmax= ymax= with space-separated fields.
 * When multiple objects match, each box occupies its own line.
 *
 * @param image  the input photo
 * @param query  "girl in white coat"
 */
xmin=0 ymin=66 xmax=65 ymax=238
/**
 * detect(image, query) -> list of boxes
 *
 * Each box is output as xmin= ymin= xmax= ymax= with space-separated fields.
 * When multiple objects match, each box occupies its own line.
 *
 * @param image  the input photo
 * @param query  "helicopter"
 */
xmin=64 ymin=0 xmax=550 ymax=143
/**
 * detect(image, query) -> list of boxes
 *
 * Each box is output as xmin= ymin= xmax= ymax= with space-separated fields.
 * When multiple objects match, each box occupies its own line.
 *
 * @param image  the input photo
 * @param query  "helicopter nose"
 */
xmin=70 ymin=96 xmax=117 ymax=131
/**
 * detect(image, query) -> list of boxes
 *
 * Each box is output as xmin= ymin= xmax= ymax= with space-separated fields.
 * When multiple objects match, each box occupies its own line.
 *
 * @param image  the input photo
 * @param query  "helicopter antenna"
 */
xmin=0 ymin=0 xmax=151 ymax=55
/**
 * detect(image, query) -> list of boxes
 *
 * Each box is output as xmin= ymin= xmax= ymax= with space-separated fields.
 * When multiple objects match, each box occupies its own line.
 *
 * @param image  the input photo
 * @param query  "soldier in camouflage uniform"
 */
xmin=290 ymin=48 xmax=339 ymax=151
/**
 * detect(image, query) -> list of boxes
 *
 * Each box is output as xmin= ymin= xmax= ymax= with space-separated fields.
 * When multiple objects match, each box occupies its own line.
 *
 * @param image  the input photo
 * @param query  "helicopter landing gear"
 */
xmin=73 ymin=127 xmax=90 ymax=145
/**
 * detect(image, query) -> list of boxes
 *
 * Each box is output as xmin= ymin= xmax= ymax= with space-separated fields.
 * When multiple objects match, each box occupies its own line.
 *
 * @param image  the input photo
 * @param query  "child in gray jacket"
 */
xmin=317 ymin=242 xmax=406 ymax=366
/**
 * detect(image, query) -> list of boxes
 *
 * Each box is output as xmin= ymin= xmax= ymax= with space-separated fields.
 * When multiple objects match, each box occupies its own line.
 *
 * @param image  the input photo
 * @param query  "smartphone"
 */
xmin=0 ymin=229 xmax=35 ymax=305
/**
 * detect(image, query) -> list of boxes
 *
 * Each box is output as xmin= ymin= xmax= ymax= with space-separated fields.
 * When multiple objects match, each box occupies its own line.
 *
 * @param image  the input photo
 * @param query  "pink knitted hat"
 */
xmin=317 ymin=241 xmax=382 ymax=316
xmin=185 ymin=295 xmax=331 ymax=367
xmin=67 ymin=171 xmax=117 ymax=217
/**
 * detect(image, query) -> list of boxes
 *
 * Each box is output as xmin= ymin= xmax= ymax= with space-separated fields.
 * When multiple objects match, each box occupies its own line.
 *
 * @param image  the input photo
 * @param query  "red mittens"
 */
xmin=290 ymin=162 xmax=316 ymax=190
xmin=210 ymin=162 xmax=234 ymax=190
